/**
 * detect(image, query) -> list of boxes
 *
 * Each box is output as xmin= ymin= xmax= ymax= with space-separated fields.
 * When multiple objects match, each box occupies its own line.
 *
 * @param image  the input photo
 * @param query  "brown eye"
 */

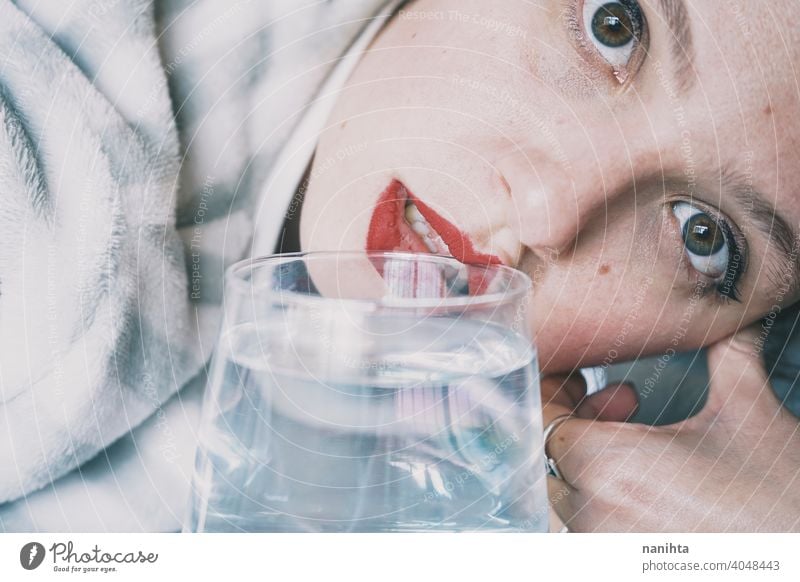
xmin=671 ymin=201 xmax=745 ymax=302
xmin=683 ymin=213 xmax=725 ymax=256
xmin=582 ymin=0 xmax=645 ymax=69
xmin=591 ymin=3 xmax=634 ymax=47
xmin=672 ymin=202 xmax=731 ymax=280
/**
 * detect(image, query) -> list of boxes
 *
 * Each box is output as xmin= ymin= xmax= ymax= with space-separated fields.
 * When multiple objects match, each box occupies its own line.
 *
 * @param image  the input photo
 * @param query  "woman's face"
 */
xmin=301 ymin=0 xmax=800 ymax=373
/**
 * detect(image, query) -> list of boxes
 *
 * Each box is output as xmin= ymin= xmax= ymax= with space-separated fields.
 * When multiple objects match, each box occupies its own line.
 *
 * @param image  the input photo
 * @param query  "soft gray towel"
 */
xmin=0 ymin=0 xmax=199 ymax=505
xmin=0 ymin=0 xmax=390 ymax=530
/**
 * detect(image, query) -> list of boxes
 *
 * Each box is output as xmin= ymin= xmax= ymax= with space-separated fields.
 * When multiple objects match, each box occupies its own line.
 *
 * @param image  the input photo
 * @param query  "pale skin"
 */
xmin=300 ymin=0 xmax=800 ymax=530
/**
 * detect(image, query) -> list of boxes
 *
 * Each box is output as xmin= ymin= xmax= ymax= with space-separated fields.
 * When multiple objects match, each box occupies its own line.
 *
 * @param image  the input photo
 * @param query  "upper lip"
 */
xmin=367 ymin=179 xmax=503 ymax=266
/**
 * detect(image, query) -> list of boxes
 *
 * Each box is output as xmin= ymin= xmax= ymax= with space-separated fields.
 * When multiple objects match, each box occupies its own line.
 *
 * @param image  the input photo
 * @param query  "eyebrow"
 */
xmin=657 ymin=0 xmax=695 ymax=92
xmin=724 ymin=171 xmax=800 ymax=296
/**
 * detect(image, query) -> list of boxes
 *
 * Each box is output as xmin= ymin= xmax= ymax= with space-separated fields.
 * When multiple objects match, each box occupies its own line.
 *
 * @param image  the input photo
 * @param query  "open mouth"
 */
xmin=366 ymin=179 xmax=502 ymax=266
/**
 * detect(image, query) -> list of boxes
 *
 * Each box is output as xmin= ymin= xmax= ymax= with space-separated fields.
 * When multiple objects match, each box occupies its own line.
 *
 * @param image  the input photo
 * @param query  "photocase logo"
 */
xmin=20 ymin=542 xmax=46 ymax=570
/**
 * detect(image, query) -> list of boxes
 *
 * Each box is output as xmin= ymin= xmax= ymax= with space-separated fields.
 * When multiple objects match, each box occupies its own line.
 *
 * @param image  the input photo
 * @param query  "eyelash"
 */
xmin=564 ymin=0 xmax=648 ymax=82
xmin=671 ymin=202 xmax=747 ymax=304
xmin=698 ymin=231 xmax=744 ymax=305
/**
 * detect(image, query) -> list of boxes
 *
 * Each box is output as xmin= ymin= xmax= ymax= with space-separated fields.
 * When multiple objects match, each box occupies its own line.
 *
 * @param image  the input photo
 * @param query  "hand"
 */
xmin=543 ymin=326 xmax=800 ymax=532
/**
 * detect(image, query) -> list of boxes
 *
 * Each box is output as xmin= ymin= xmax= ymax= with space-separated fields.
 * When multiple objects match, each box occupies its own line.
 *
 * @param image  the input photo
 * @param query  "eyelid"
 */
xmin=669 ymin=197 xmax=749 ymax=299
xmin=566 ymin=0 xmax=650 ymax=84
xmin=671 ymin=196 xmax=748 ymax=262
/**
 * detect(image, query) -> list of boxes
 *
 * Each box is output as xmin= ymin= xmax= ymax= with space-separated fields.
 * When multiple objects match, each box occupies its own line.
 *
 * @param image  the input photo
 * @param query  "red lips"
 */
xmin=366 ymin=180 xmax=502 ymax=266
xmin=365 ymin=180 xmax=431 ymax=254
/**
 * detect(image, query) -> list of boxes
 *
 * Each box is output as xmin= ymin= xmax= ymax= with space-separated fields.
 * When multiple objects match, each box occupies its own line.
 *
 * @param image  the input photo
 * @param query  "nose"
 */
xmin=495 ymin=128 xmax=654 ymax=255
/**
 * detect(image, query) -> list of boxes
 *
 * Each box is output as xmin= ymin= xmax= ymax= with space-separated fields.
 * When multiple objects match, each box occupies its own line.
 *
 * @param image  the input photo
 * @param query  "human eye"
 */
xmin=671 ymin=201 xmax=747 ymax=302
xmin=571 ymin=0 xmax=649 ymax=82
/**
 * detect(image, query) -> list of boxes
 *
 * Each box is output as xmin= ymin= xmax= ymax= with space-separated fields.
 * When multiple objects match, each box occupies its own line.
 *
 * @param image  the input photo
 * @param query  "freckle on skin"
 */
xmin=599 ymin=264 xmax=610 ymax=275
xmin=764 ymin=104 xmax=772 ymax=116
xmin=340 ymin=120 xmax=348 ymax=130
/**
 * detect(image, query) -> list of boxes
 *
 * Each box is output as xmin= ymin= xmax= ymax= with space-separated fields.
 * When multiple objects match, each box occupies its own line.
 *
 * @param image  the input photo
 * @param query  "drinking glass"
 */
xmin=185 ymin=251 xmax=548 ymax=532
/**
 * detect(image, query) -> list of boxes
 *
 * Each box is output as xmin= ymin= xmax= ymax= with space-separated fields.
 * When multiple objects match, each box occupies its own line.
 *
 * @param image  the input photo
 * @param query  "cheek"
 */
xmin=531 ymin=289 xmax=666 ymax=374
xmin=530 ymin=263 xmax=741 ymax=374
xmin=526 ymin=204 xmax=690 ymax=371
xmin=527 ymin=251 xmax=683 ymax=373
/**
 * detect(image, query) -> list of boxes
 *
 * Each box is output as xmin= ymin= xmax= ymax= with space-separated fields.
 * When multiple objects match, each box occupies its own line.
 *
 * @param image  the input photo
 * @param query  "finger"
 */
xmin=541 ymin=373 xmax=586 ymax=421
xmin=541 ymin=375 xmax=640 ymax=489
xmin=575 ymin=382 xmax=639 ymax=422
xmin=540 ymin=374 xmax=587 ymax=486
xmin=689 ymin=324 xmax=778 ymax=427
xmin=547 ymin=476 xmax=575 ymax=528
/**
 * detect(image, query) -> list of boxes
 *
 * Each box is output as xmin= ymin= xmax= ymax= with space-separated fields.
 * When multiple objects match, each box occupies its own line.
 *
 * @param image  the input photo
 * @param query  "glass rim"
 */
xmin=224 ymin=251 xmax=532 ymax=311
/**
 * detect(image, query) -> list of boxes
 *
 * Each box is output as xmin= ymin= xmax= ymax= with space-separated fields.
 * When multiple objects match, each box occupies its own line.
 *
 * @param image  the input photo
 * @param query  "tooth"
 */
xmin=405 ymin=203 xmax=425 ymax=224
xmin=411 ymin=221 xmax=430 ymax=237
xmin=404 ymin=204 xmax=415 ymax=223
xmin=403 ymin=200 xmax=448 ymax=254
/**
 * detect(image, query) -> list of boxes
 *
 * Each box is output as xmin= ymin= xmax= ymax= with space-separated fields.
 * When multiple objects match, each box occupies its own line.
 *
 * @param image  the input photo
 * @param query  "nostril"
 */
xmin=495 ymin=148 xmax=584 ymax=254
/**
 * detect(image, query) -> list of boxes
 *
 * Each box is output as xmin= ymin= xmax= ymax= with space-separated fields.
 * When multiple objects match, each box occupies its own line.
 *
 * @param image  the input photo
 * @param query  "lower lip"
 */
xmin=366 ymin=180 xmax=502 ymax=266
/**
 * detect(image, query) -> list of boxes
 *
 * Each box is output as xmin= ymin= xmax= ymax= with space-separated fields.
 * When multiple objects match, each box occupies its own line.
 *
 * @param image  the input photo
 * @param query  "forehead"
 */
xmin=686 ymin=1 xmax=799 ymax=118
xmin=678 ymin=1 xmax=800 ymax=200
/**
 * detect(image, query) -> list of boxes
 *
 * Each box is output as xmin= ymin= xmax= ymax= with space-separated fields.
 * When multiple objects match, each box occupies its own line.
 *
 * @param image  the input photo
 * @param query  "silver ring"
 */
xmin=543 ymin=413 xmax=575 ymax=482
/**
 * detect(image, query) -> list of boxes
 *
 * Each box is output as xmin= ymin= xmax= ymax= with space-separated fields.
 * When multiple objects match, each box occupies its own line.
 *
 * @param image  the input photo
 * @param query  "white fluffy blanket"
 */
xmin=0 ymin=0 xmax=390 ymax=530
